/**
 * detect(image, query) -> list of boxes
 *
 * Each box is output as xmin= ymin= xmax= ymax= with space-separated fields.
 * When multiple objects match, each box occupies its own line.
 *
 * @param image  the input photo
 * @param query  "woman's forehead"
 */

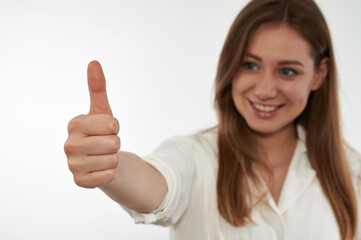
xmin=245 ymin=24 xmax=314 ymax=64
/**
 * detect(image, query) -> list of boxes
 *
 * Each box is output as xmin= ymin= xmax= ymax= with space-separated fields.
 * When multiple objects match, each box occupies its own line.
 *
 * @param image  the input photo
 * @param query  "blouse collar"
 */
xmin=269 ymin=124 xmax=315 ymax=215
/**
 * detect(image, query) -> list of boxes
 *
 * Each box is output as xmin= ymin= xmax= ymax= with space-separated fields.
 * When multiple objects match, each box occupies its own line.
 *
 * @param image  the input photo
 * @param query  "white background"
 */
xmin=0 ymin=0 xmax=360 ymax=239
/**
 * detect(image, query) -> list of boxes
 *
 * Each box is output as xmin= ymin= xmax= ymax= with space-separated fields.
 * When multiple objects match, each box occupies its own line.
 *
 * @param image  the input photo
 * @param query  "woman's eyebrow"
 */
xmin=245 ymin=53 xmax=305 ymax=67
xmin=244 ymin=53 xmax=262 ymax=61
xmin=278 ymin=60 xmax=305 ymax=67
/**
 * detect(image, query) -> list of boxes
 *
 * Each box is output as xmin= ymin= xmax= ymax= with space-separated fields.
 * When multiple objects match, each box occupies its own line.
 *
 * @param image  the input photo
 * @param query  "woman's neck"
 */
xmin=253 ymin=124 xmax=298 ymax=166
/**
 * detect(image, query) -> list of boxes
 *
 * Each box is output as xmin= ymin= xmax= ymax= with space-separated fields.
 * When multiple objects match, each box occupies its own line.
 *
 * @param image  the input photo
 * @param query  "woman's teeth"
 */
xmin=253 ymin=103 xmax=278 ymax=112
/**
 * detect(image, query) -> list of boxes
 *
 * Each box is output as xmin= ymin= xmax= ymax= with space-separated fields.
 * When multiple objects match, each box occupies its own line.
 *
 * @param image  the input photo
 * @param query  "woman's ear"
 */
xmin=311 ymin=57 xmax=329 ymax=90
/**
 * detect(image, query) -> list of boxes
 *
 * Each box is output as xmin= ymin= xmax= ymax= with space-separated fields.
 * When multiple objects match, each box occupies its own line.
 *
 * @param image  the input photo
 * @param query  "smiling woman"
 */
xmin=63 ymin=0 xmax=360 ymax=239
xmin=214 ymin=0 xmax=358 ymax=239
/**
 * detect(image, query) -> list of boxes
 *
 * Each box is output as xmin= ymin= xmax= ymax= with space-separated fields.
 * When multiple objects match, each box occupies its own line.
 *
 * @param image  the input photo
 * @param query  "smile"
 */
xmin=248 ymin=99 xmax=285 ymax=117
xmin=252 ymin=103 xmax=278 ymax=112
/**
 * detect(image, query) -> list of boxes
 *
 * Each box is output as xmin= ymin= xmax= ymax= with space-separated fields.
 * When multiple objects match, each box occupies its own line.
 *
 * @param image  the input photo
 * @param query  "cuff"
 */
xmin=121 ymin=155 xmax=176 ymax=226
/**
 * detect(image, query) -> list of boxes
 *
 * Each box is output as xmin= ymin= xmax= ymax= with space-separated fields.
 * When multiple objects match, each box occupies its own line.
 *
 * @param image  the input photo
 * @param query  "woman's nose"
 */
xmin=254 ymin=72 xmax=277 ymax=100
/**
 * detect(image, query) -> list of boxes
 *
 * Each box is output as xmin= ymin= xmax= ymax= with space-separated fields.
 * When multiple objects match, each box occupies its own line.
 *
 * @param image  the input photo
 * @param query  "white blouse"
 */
xmin=124 ymin=126 xmax=361 ymax=240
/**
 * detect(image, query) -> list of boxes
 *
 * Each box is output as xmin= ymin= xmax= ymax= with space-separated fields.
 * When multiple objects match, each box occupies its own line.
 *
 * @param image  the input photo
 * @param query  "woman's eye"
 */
xmin=243 ymin=62 xmax=258 ymax=71
xmin=280 ymin=68 xmax=298 ymax=76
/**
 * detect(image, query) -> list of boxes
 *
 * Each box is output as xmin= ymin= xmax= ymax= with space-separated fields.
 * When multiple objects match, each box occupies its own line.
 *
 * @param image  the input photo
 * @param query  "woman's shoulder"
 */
xmin=164 ymin=127 xmax=218 ymax=148
xmin=194 ymin=126 xmax=218 ymax=145
xmin=151 ymin=127 xmax=218 ymax=157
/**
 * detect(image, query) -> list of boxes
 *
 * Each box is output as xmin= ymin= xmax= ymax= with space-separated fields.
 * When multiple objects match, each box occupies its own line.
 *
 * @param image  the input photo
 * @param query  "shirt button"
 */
xmin=275 ymin=228 xmax=282 ymax=240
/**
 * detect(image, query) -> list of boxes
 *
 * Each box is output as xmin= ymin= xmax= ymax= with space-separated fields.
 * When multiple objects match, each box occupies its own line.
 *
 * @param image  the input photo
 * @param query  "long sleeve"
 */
xmin=122 ymin=135 xmax=197 ymax=226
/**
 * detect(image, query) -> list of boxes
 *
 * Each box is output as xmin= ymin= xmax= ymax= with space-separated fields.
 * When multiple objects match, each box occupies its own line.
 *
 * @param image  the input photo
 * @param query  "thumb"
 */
xmin=87 ymin=60 xmax=113 ymax=115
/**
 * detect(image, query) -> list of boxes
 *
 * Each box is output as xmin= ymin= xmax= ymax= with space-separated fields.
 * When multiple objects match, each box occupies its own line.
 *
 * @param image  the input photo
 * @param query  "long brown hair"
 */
xmin=214 ymin=0 xmax=358 ymax=239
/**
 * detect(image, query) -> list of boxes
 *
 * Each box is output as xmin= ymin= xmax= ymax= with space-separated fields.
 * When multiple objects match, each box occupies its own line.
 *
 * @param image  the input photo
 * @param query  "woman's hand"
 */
xmin=64 ymin=61 xmax=167 ymax=212
xmin=64 ymin=61 xmax=120 ymax=188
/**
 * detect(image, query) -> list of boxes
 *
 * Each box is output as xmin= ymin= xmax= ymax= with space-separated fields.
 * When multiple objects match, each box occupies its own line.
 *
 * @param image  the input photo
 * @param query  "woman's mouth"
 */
xmin=248 ymin=99 xmax=285 ymax=118
xmin=252 ymin=102 xmax=279 ymax=112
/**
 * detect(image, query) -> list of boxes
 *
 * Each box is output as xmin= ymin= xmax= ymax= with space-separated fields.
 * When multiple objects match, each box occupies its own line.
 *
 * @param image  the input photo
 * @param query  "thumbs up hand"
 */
xmin=64 ymin=61 xmax=120 ymax=188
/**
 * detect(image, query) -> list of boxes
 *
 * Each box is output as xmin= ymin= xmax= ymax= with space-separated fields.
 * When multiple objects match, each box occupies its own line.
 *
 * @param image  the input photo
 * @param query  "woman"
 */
xmin=64 ymin=0 xmax=360 ymax=239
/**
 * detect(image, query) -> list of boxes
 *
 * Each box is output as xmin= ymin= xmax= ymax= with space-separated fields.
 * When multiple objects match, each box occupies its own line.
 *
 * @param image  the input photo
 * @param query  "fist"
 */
xmin=64 ymin=61 xmax=120 ymax=188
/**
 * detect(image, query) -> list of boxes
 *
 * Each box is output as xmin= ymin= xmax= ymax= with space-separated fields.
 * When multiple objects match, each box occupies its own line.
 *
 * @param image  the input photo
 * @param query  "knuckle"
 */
xmin=109 ymin=117 xmax=120 ymax=134
xmin=109 ymin=136 xmax=120 ymax=152
xmin=67 ymin=158 xmax=82 ymax=173
xmin=68 ymin=164 xmax=77 ymax=173
xmin=109 ymin=153 xmax=120 ymax=167
xmin=74 ymin=175 xmax=94 ymax=189
xmin=104 ymin=169 xmax=117 ymax=183
xmin=67 ymin=115 xmax=84 ymax=133
xmin=64 ymin=140 xmax=77 ymax=155
xmin=73 ymin=175 xmax=85 ymax=187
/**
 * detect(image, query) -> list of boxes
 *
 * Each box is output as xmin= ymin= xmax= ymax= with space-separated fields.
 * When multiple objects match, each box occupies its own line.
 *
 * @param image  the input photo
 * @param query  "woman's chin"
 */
xmin=245 ymin=120 xmax=295 ymax=138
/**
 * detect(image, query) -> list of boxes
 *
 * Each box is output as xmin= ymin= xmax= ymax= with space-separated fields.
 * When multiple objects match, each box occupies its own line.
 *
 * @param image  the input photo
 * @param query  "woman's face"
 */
xmin=232 ymin=24 xmax=327 ymax=136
